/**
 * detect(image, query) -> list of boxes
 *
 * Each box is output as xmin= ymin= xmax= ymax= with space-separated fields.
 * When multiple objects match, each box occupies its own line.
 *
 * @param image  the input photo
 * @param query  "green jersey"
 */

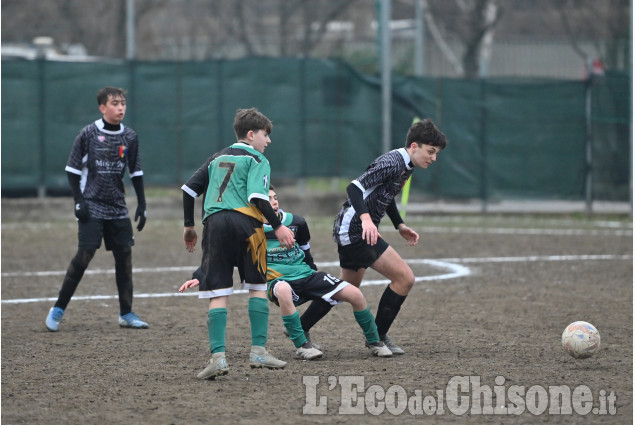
xmin=201 ymin=142 xmax=271 ymax=222
xmin=264 ymin=211 xmax=314 ymax=284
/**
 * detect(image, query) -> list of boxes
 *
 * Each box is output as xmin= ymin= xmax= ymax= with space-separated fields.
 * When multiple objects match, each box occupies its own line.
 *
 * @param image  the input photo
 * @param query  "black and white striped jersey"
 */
xmin=65 ymin=119 xmax=143 ymax=219
xmin=333 ymin=148 xmax=413 ymax=246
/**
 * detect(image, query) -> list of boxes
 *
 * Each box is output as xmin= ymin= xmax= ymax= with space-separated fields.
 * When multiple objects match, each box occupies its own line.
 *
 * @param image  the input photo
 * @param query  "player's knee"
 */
xmin=345 ymin=287 xmax=367 ymax=310
xmin=405 ymin=271 xmax=415 ymax=289
xmin=274 ymin=281 xmax=292 ymax=301
xmin=74 ymin=247 xmax=95 ymax=268
xmin=113 ymin=245 xmax=132 ymax=259
xmin=395 ymin=269 xmax=415 ymax=293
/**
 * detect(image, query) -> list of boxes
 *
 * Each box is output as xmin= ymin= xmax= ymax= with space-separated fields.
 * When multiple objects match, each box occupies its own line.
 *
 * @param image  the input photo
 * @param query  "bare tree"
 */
xmin=556 ymin=0 xmax=631 ymax=70
xmin=421 ymin=0 xmax=502 ymax=78
xmin=1 ymin=0 xmax=629 ymax=70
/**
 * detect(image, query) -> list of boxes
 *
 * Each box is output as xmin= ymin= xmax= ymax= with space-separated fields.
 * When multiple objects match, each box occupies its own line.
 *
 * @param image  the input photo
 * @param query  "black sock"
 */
xmin=375 ymin=286 xmax=407 ymax=338
xmin=113 ymin=246 xmax=133 ymax=315
xmin=300 ymin=300 xmax=333 ymax=332
xmin=55 ymin=248 xmax=95 ymax=310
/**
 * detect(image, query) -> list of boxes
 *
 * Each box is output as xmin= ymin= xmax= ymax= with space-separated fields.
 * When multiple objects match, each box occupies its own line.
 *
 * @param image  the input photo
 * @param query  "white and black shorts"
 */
xmin=267 ymin=272 xmax=349 ymax=307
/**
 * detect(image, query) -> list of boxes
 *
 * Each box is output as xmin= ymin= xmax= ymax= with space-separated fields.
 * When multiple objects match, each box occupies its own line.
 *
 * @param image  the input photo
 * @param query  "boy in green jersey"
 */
xmin=181 ymin=108 xmax=295 ymax=380
xmin=181 ymin=185 xmax=392 ymax=360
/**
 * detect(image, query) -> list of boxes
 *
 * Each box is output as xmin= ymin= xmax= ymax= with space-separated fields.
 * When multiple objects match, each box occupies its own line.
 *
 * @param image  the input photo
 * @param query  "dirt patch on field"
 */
xmin=1 ymin=197 xmax=632 ymax=424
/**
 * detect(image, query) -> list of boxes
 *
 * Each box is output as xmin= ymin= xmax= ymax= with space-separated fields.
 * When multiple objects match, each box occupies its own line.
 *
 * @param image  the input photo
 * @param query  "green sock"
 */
xmin=248 ymin=297 xmax=269 ymax=347
xmin=282 ymin=311 xmax=307 ymax=348
xmin=207 ymin=308 xmax=227 ymax=354
xmin=354 ymin=307 xmax=380 ymax=344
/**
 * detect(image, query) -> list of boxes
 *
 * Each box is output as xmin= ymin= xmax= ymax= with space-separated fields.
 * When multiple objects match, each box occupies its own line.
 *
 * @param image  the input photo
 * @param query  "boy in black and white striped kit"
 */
xmin=301 ymin=119 xmax=448 ymax=355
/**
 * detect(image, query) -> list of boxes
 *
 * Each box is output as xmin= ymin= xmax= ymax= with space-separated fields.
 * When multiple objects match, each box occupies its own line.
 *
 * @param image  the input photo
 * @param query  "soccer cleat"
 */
xmin=304 ymin=331 xmax=321 ymax=351
xmin=380 ymin=335 xmax=404 ymax=355
xmin=367 ymin=341 xmax=393 ymax=357
xmin=249 ymin=346 xmax=287 ymax=369
xmin=283 ymin=328 xmax=322 ymax=350
xmin=118 ymin=312 xmax=149 ymax=329
xmin=295 ymin=344 xmax=323 ymax=360
xmin=197 ymin=352 xmax=229 ymax=380
xmin=45 ymin=307 xmax=65 ymax=332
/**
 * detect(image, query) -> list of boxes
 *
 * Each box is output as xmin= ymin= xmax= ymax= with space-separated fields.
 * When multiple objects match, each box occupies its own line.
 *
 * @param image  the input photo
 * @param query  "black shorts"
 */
xmin=268 ymin=271 xmax=349 ymax=307
xmin=78 ymin=218 xmax=134 ymax=251
xmin=198 ymin=210 xmax=267 ymax=298
xmin=337 ymin=237 xmax=389 ymax=271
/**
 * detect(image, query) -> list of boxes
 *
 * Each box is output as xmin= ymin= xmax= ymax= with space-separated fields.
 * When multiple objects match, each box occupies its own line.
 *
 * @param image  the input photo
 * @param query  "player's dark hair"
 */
xmin=233 ymin=108 xmax=273 ymax=140
xmin=269 ymin=184 xmax=276 ymax=191
xmin=97 ymin=87 xmax=127 ymax=106
xmin=405 ymin=118 xmax=448 ymax=150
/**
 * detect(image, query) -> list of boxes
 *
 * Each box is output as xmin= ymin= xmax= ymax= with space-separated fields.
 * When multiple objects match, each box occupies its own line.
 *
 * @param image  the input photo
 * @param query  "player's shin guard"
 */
xmin=300 ymin=300 xmax=333 ymax=332
xmin=113 ymin=246 xmax=133 ymax=315
xmin=354 ymin=307 xmax=380 ymax=344
xmin=282 ymin=311 xmax=307 ymax=348
xmin=375 ymin=286 xmax=407 ymax=337
xmin=248 ymin=297 xmax=269 ymax=347
xmin=208 ymin=308 xmax=227 ymax=354
xmin=55 ymin=247 xmax=95 ymax=309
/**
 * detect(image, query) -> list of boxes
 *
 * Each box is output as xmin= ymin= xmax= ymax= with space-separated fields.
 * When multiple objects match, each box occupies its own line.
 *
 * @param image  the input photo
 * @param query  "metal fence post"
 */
xmin=584 ymin=60 xmax=593 ymax=213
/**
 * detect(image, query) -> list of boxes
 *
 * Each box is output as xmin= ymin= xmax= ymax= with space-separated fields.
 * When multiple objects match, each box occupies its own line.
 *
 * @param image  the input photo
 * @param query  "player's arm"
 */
xmin=252 ymin=197 xmax=295 ymax=248
xmin=67 ymin=171 xmax=90 ymax=222
xmin=295 ymin=216 xmax=317 ymax=270
xmin=181 ymin=156 xmax=214 ymax=252
xmin=386 ymin=199 xmax=404 ymax=229
xmin=131 ymin=176 xmax=146 ymax=231
xmin=178 ymin=266 xmax=203 ymax=292
xmin=65 ymin=131 xmax=89 ymax=222
xmin=387 ymin=199 xmax=418 ymax=246
xmin=182 ymin=191 xmax=197 ymax=252
xmin=252 ymin=197 xmax=282 ymax=229
xmin=347 ymin=182 xmax=380 ymax=245
xmin=127 ymin=132 xmax=146 ymax=231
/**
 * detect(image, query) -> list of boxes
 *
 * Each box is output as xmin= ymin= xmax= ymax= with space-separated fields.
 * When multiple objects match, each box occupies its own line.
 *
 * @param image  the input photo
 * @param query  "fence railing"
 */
xmin=1 ymin=58 xmax=631 ymax=207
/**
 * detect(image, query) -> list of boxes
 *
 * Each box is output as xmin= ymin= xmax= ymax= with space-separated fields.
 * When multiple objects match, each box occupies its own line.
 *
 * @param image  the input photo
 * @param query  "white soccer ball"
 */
xmin=561 ymin=321 xmax=601 ymax=359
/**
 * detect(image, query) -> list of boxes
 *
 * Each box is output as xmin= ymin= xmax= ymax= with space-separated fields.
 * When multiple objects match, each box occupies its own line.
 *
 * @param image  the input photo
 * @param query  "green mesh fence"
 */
xmin=1 ymin=58 xmax=630 ymax=202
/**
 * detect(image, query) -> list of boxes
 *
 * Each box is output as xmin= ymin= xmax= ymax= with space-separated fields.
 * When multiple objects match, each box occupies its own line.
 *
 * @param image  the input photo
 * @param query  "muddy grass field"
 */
xmin=1 ymin=195 xmax=632 ymax=424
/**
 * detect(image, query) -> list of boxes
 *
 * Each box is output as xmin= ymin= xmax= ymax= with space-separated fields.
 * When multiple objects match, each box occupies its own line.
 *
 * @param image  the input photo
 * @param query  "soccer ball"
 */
xmin=561 ymin=321 xmax=601 ymax=359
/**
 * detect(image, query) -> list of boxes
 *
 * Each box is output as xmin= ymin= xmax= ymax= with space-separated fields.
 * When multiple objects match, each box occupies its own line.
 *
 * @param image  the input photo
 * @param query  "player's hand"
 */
xmin=275 ymin=225 xmax=295 ymax=249
xmin=361 ymin=214 xmax=380 ymax=246
xmin=184 ymin=226 xmax=198 ymax=252
xmin=74 ymin=197 xmax=90 ymax=222
xmin=135 ymin=204 xmax=147 ymax=231
xmin=178 ymin=278 xmax=200 ymax=292
xmin=398 ymin=224 xmax=419 ymax=246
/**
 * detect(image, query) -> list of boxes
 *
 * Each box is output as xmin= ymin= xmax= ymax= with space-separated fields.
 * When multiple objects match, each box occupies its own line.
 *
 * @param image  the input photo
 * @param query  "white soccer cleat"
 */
xmin=367 ymin=341 xmax=393 ymax=357
xmin=295 ymin=345 xmax=323 ymax=360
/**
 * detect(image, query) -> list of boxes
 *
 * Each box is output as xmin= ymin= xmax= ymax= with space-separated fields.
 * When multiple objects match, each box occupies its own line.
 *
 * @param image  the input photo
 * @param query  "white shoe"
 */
xmin=368 ymin=341 xmax=393 ymax=357
xmin=380 ymin=335 xmax=404 ymax=355
xmin=197 ymin=352 xmax=229 ymax=380
xmin=295 ymin=345 xmax=323 ymax=360
xmin=249 ymin=346 xmax=287 ymax=369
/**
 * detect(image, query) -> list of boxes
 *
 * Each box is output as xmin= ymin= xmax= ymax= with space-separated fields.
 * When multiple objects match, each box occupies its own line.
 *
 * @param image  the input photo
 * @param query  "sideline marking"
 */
xmin=1 ymin=254 xmax=630 ymax=305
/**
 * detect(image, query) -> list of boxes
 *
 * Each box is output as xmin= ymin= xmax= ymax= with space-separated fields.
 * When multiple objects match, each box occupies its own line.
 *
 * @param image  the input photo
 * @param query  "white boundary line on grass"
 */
xmin=1 ymin=254 xmax=630 ymax=304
